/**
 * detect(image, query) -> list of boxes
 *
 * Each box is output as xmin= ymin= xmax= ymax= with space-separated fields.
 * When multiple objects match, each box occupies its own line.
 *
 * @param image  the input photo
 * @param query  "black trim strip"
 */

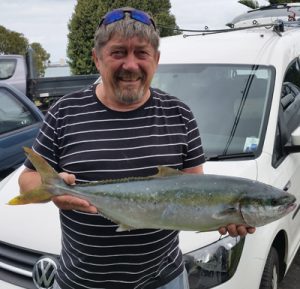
xmin=292 ymin=204 xmax=300 ymax=220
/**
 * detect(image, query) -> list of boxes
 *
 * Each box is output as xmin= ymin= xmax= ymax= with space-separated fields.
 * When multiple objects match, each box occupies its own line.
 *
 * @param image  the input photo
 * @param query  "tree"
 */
xmin=67 ymin=0 xmax=179 ymax=75
xmin=0 ymin=25 xmax=50 ymax=77
xmin=238 ymin=0 xmax=259 ymax=9
xmin=0 ymin=25 xmax=28 ymax=55
xmin=30 ymin=43 xmax=51 ymax=77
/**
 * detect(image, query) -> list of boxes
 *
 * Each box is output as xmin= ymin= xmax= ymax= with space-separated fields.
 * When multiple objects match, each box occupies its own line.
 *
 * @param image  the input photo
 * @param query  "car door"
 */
xmin=270 ymin=57 xmax=300 ymax=264
xmin=0 ymin=85 xmax=43 ymax=172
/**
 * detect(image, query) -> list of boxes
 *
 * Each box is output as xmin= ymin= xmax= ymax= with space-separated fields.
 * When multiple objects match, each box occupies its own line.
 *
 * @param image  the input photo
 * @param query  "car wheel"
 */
xmin=259 ymin=247 xmax=280 ymax=289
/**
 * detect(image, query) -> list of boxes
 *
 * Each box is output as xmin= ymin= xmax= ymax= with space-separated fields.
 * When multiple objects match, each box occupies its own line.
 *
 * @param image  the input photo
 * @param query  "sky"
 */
xmin=0 ymin=0 xmax=269 ymax=62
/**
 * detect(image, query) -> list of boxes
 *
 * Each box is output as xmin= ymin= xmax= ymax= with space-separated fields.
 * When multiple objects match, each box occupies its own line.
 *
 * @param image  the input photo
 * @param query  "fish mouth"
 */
xmin=285 ymin=202 xmax=297 ymax=214
xmin=240 ymin=201 xmax=297 ymax=228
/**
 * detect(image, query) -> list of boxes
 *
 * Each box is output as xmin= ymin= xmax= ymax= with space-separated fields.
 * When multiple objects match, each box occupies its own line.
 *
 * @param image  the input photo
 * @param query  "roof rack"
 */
xmin=272 ymin=19 xmax=300 ymax=35
xmin=170 ymin=20 xmax=300 ymax=38
xmin=250 ymin=3 xmax=300 ymax=12
xmin=227 ymin=3 xmax=300 ymax=28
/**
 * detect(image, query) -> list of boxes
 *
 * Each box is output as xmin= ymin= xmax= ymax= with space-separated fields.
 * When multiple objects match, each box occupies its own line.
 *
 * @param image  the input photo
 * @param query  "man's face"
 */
xmin=93 ymin=35 xmax=160 ymax=106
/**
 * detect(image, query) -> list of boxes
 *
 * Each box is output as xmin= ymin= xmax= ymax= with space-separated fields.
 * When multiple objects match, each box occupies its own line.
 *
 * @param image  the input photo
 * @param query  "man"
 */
xmin=19 ymin=7 xmax=255 ymax=289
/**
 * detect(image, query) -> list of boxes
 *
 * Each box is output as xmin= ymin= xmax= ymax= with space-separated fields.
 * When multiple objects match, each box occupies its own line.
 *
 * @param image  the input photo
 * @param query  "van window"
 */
xmin=273 ymin=58 xmax=300 ymax=167
xmin=0 ymin=59 xmax=17 ymax=80
xmin=283 ymin=58 xmax=300 ymax=89
xmin=152 ymin=64 xmax=274 ymax=159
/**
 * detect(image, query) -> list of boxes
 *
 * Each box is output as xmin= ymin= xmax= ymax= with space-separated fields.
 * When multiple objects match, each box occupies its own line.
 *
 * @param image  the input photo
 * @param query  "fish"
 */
xmin=8 ymin=147 xmax=297 ymax=232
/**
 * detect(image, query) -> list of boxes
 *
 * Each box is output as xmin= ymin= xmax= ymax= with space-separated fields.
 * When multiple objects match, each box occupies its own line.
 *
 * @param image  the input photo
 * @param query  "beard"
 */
xmin=113 ymin=69 xmax=146 ymax=105
xmin=115 ymin=86 xmax=145 ymax=104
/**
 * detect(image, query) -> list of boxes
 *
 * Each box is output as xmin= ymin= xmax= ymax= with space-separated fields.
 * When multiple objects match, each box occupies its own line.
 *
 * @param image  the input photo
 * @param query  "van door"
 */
xmin=270 ymin=58 xmax=300 ymax=265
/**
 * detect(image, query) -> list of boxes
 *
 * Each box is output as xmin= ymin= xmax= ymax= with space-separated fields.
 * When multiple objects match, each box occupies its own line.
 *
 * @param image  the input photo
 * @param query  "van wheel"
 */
xmin=259 ymin=247 xmax=279 ymax=289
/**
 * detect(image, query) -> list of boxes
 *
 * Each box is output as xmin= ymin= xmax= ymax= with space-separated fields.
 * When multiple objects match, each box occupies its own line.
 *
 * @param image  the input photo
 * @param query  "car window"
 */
xmin=0 ymin=87 xmax=38 ymax=134
xmin=0 ymin=59 xmax=17 ymax=80
xmin=273 ymin=58 xmax=300 ymax=167
xmin=152 ymin=64 xmax=274 ymax=159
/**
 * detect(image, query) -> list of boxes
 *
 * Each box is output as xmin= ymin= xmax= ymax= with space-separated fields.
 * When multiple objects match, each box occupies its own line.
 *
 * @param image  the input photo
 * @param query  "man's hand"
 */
xmin=219 ymin=224 xmax=256 ymax=237
xmin=51 ymin=172 xmax=98 ymax=214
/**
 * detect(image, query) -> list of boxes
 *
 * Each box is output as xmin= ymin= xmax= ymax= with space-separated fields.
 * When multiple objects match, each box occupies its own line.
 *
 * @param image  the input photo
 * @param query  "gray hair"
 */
xmin=94 ymin=12 xmax=160 ymax=56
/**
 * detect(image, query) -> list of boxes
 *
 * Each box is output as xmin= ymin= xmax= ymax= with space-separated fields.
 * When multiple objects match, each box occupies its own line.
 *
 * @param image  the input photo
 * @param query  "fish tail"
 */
xmin=8 ymin=147 xmax=61 ymax=205
xmin=23 ymin=147 xmax=59 ymax=185
xmin=8 ymin=187 xmax=53 ymax=205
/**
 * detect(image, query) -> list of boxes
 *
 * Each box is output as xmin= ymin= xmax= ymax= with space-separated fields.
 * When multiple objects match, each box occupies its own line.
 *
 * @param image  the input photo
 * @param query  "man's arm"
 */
xmin=182 ymin=165 xmax=204 ymax=174
xmin=19 ymin=168 xmax=41 ymax=193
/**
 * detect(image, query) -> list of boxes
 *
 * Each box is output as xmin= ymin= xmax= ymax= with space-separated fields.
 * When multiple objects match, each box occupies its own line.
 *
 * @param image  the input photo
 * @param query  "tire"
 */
xmin=259 ymin=247 xmax=280 ymax=289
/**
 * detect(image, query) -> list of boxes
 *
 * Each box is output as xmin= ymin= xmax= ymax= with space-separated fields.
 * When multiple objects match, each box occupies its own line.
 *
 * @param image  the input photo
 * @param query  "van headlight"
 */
xmin=183 ymin=235 xmax=245 ymax=289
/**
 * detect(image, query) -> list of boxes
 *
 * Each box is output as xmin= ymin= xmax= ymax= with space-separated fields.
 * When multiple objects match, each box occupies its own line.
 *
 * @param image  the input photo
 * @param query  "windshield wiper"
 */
xmin=205 ymin=152 xmax=256 ymax=161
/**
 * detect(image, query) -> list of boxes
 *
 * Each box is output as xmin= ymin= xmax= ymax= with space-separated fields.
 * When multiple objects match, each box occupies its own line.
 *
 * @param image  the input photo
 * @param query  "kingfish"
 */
xmin=8 ymin=147 xmax=296 ymax=232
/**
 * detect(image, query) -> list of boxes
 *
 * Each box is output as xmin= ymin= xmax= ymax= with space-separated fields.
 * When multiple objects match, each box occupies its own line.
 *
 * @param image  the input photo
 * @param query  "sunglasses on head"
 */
xmin=98 ymin=9 xmax=156 ymax=30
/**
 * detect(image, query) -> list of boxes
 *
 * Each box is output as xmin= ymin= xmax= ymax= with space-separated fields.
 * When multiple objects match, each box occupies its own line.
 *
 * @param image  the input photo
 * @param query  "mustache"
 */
xmin=116 ymin=69 xmax=144 ymax=80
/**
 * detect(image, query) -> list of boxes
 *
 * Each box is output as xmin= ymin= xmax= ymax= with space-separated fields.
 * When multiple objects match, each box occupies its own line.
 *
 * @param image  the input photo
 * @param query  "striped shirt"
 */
xmin=26 ymin=85 xmax=205 ymax=289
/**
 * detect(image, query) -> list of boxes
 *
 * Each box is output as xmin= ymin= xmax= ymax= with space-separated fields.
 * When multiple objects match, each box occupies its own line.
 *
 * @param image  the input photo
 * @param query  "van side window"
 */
xmin=283 ymin=57 xmax=300 ymax=89
xmin=272 ymin=58 xmax=300 ymax=167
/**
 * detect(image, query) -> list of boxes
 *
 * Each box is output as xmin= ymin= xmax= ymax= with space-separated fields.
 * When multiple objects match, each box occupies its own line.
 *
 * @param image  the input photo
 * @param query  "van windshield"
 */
xmin=152 ymin=64 xmax=274 ymax=159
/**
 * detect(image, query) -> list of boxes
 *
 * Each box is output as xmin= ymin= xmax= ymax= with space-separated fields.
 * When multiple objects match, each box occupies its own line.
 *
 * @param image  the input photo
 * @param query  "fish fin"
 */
xmin=78 ymin=166 xmax=179 ymax=185
xmin=97 ymin=213 xmax=134 ymax=232
xmin=154 ymin=166 xmax=183 ymax=178
xmin=23 ymin=147 xmax=59 ymax=185
xmin=116 ymin=224 xmax=135 ymax=232
xmin=7 ymin=147 xmax=61 ymax=205
xmin=8 ymin=187 xmax=53 ymax=205
xmin=213 ymin=207 xmax=239 ymax=219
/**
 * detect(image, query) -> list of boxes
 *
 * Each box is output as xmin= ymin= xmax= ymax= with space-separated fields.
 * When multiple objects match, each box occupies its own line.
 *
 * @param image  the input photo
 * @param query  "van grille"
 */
xmin=0 ymin=241 xmax=58 ymax=289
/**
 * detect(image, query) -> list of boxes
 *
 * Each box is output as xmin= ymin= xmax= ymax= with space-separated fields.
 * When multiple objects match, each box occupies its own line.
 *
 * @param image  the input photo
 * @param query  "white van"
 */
xmin=1 ymin=19 xmax=300 ymax=289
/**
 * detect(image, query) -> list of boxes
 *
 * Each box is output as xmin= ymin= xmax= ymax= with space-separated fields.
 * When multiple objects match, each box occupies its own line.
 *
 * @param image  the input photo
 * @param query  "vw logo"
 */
xmin=32 ymin=256 xmax=58 ymax=289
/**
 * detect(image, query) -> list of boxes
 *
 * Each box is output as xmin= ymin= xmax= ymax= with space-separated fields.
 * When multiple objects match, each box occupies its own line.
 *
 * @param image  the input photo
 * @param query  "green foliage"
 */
xmin=0 ymin=25 xmax=28 ymax=55
xmin=67 ymin=0 xmax=179 ymax=75
xmin=67 ymin=0 xmax=100 ymax=75
xmin=0 ymin=25 xmax=50 ymax=77
xmin=238 ymin=0 xmax=259 ymax=9
xmin=30 ymin=43 xmax=51 ymax=77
